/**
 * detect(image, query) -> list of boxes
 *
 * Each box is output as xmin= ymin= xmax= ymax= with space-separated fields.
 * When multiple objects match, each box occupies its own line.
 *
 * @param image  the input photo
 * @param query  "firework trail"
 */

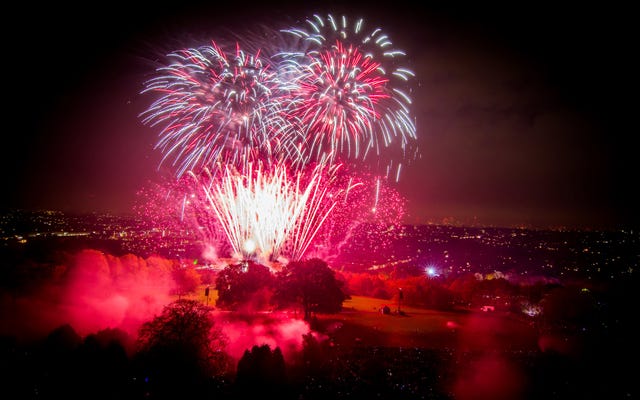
xmin=138 ymin=14 xmax=417 ymax=263
xmin=308 ymin=169 xmax=407 ymax=263
xmin=278 ymin=13 xmax=418 ymax=176
xmin=140 ymin=41 xmax=302 ymax=178
xmin=197 ymin=159 xmax=355 ymax=264
xmin=133 ymin=176 xmax=230 ymax=260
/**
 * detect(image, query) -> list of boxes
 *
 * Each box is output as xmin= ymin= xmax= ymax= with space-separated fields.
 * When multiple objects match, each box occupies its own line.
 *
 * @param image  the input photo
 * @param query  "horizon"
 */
xmin=2 ymin=2 xmax=637 ymax=232
xmin=2 ymin=206 xmax=634 ymax=233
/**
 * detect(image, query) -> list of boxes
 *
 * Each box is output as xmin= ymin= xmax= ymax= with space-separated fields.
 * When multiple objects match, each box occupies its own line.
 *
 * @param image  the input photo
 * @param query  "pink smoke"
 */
xmin=453 ymin=354 xmax=526 ymax=400
xmin=452 ymin=312 xmax=535 ymax=399
xmin=215 ymin=312 xmax=312 ymax=363
xmin=0 ymin=249 xmax=177 ymax=341
xmin=61 ymin=250 xmax=176 ymax=336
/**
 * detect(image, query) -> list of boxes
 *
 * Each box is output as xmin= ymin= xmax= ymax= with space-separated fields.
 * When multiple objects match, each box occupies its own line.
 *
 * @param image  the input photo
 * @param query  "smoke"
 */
xmin=62 ymin=250 xmax=176 ymax=336
xmin=201 ymin=243 xmax=219 ymax=263
xmin=453 ymin=354 xmax=526 ymax=400
xmin=215 ymin=312 xmax=312 ymax=364
xmin=2 ymin=248 xmax=320 ymax=367
xmin=0 ymin=249 xmax=176 ymax=340
xmin=451 ymin=313 xmax=534 ymax=399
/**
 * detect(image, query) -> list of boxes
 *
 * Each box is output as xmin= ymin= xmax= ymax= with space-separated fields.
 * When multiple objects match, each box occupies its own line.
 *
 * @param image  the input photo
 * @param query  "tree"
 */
xmin=449 ymin=273 xmax=478 ymax=306
xmin=38 ymin=324 xmax=83 ymax=399
xmin=274 ymin=258 xmax=349 ymax=320
xmin=297 ymin=332 xmax=333 ymax=378
xmin=171 ymin=264 xmax=201 ymax=297
xmin=135 ymin=299 xmax=229 ymax=398
xmin=539 ymin=285 xmax=598 ymax=330
xmin=424 ymin=284 xmax=454 ymax=310
xmin=215 ymin=261 xmax=275 ymax=310
xmin=235 ymin=344 xmax=287 ymax=396
xmin=75 ymin=330 xmax=130 ymax=400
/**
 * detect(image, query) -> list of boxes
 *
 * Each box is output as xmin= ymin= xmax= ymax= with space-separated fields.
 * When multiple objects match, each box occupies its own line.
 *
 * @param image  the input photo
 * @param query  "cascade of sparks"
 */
xmin=139 ymin=12 xmax=417 ymax=262
xmin=198 ymin=160 xmax=352 ymax=264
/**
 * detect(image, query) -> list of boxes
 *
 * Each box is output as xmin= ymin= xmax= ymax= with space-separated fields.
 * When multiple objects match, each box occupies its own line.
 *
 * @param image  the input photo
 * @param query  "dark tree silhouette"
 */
xmin=540 ymin=285 xmax=598 ymax=329
xmin=215 ymin=260 xmax=275 ymax=310
xmin=424 ymin=284 xmax=454 ymax=311
xmin=75 ymin=331 xmax=130 ymax=400
xmin=449 ymin=272 xmax=478 ymax=306
xmin=37 ymin=324 xmax=83 ymax=399
xmin=297 ymin=332 xmax=333 ymax=378
xmin=135 ymin=299 xmax=229 ymax=399
xmin=235 ymin=344 xmax=287 ymax=396
xmin=274 ymin=258 xmax=349 ymax=320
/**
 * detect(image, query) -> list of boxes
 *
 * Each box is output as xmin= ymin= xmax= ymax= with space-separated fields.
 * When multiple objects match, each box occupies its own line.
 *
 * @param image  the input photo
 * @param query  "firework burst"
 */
xmin=279 ymin=13 xmax=418 ymax=176
xmin=138 ymin=14 xmax=417 ymax=263
xmin=140 ymin=41 xmax=300 ymax=177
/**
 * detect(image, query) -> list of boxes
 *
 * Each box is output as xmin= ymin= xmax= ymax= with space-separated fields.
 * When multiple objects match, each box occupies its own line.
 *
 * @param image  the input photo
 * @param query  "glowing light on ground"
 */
xmin=426 ymin=266 xmax=438 ymax=277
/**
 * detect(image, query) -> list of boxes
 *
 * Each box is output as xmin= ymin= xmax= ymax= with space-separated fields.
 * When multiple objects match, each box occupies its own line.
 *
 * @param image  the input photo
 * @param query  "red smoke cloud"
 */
xmin=215 ymin=312 xmax=313 ymax=364
xmin=452 ymin=313 xmax=534 ymax=399
xmin=0 ymin=249 xmax=176 ymax=340
xmin=453 ymin=354 xmax=526 ymax=400
xmin=62 ymin=250 xmax=176 ymax=336
xmin=2 ymin=249 xmax=319 ymax=366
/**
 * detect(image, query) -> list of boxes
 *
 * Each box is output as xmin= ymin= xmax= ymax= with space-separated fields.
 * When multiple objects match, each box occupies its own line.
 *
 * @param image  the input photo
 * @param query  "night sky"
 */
xmin=2 ymin=1 xmax=636 ymax=230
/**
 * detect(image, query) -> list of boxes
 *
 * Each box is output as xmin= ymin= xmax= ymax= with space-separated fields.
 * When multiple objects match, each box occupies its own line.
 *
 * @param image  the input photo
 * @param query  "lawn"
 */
xmin=318 ymin=295 xmax=538 ymax=350
xmin=189 ymin=287 xmax=538 ymax=351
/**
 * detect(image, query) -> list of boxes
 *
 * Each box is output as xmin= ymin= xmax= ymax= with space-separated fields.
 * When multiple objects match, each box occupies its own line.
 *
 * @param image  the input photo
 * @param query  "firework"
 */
xmin=279 ymin=13 xmax=418 ymax=175
xmin=133 ymin=175 xmax=229 ymax=260
xmin=140 ymin=41 xmax=301 ymax=177
xmin=198 ymin=159 xmax=354 ymax=264
xmin=138 ymin=15 xmax=416 ymax=264
xmin=308 ymin=169 xmax=407 ymax=263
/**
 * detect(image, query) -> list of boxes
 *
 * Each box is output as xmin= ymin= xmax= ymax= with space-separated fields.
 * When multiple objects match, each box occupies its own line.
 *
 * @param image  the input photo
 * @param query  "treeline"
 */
xmin=0 ymin=246 xmax=634 ymax=399
xmin=341 ymin=270 xmax=555 ymax=312
xmin=0 ymin=305 xmax=457 ymax=400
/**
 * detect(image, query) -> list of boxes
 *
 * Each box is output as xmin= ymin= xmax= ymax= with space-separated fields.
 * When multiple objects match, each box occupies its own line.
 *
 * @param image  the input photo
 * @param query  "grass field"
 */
xmin=330 ymin=296 xmax=463 ymax=345
xmin=191 ymin=287 xmax=538 ymax=351
xmin=336 ymin=296 xmax=537 ymax=350
xmin=318 ymin=295 xmax=538 ymax=350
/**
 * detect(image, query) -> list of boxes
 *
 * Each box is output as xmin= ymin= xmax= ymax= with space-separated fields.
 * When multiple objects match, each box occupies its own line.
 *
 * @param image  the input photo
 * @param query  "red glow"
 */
xmin=136 ymin=164 xmax=406 ymax=265
xmin=453 ymin=354 xmax=526 ymax=400
xmin=216 ymin=313 xmax=314 ymax=364
xmin=446 ymin=320 xmax=460 ymax=329
xmin=62 ymin=250 xmax=176 ymax=336
xmin=538 ymin=333 xmax=581 ymax=356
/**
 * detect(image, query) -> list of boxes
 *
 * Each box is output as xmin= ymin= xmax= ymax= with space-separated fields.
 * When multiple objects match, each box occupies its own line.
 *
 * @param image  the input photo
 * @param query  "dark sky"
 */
xmin=2 ymin=1 xmax=636 ymax=230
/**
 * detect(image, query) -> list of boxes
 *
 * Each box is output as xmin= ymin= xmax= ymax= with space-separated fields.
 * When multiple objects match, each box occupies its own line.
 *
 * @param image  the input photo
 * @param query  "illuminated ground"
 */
xmin=318 ymin=296 xmax=539 ymax=350
xmin=191 ymin=288 xmax=538 ymax=352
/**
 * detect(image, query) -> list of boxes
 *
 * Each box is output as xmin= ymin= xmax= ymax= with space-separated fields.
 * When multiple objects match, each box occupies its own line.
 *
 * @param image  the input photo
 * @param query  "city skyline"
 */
xmin=2 ymin=1 xmax=636 ymax=230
